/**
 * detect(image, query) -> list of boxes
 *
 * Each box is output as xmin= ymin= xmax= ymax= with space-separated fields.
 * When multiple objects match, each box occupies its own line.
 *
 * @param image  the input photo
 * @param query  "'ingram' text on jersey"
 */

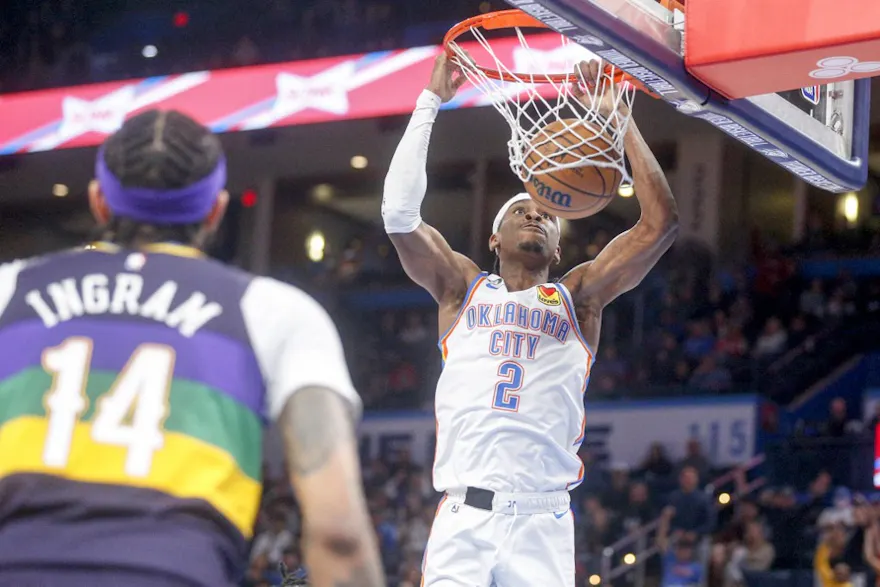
xmin=24 ymin=273 xmax=222 ymax=337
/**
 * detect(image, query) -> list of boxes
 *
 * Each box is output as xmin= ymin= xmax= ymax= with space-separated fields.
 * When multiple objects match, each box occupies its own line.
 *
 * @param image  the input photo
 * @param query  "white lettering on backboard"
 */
xmin=696 ymin=113 xmax=845 ymax=191
xmin=508 ymin=1 xmax=579 ymax=32
xmin=595 ymin=50 xmax=678 ymax=95
xmin=570 ymin=34 xmax=604 ymax=48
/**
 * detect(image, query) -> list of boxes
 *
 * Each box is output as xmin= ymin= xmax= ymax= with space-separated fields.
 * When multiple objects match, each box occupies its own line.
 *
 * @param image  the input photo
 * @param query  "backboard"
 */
xmin=504 ymin=0 xmax=872 ymax=192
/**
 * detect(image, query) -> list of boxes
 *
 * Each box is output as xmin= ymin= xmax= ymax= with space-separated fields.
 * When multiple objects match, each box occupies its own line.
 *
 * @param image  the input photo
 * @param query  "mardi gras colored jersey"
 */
xmin=0 ymin=243 xmax=360 ymax=586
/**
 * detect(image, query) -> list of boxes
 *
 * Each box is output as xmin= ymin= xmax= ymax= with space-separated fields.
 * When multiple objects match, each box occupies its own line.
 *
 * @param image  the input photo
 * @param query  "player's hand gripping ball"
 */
xmin=522 ymin=60 xmax=625 ymax=219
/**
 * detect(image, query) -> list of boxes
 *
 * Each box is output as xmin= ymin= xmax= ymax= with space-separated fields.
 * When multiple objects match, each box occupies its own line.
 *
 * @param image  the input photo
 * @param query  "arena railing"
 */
xmin=598 ymin=454 xmax=766 ymax=587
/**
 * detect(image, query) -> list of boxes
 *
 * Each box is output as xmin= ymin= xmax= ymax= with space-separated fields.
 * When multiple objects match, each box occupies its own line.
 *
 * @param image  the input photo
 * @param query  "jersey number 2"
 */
xmin=493 ymin=361 xmax=524 ymax=412
xmin=42 ymin=336 xmax=174 ymax=477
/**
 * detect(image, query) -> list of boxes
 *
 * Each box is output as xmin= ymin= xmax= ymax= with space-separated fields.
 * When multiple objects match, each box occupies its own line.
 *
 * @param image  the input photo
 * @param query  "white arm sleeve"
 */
xmin=381 ymin=89 xmax=442 ymax=234
xmin=241 ymin=277 xmax=362 ymax=421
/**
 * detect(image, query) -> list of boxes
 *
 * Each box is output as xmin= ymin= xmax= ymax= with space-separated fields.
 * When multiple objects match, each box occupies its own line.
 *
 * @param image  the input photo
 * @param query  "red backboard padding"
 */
xmin=685 ymin=0 xmax=880 ymax=99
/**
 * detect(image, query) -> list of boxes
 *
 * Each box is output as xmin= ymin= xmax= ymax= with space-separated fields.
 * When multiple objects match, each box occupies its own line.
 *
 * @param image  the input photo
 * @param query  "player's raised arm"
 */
xmin=561 ymin=60 xmax=679 ymax=309
xmin=242 ymin=279 xmax=385 ymax=587
xmin=382 ymin=54 xmax=479 ymax=305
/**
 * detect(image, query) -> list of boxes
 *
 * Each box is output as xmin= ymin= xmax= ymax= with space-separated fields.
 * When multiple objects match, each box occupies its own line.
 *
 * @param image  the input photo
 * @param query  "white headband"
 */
xmin=492 ymin=193 xmax=561 ymax=233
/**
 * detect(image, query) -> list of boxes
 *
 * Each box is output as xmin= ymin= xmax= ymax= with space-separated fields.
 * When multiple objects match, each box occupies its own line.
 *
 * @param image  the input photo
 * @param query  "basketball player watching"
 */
xmin=381 ymin=55 xmax=678 ymax=587
xmin=0 ymin=111 xmax=385 ymax=587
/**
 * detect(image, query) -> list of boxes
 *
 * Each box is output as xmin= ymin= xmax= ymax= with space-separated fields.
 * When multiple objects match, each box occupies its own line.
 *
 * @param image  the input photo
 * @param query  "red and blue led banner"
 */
xmin=0 ymin=34 xmax=584 ymax=155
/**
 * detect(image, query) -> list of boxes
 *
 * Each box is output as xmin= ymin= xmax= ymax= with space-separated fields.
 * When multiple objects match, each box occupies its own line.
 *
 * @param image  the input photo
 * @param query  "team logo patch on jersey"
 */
xmin=537 ymin=285 xmax=561 ymax=306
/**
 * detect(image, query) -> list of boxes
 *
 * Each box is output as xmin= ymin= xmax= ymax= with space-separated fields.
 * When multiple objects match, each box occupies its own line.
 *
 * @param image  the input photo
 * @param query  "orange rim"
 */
xmin=443 ymin=9 xmax=659 ymax=98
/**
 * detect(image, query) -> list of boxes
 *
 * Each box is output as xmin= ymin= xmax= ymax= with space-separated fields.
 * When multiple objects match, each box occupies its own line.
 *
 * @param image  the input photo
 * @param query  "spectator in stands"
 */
xmin=752 ymin=316 xmax=788 ymax=359
xmin=664 ymin=538 xmax=703 ymax=587
xmin=385 ymin=352 xmax=418 ymax=405
xmin=787 ymin=314 xmax=811 ymax=349
xmin=866 ymin=280 xmax=880 ymax=315
xmin=372 ymin=508 xmax=400 ymax=572
xmin=231 ymin=36 xmax=261 ymax=66
xmin=598 ymin=344 xmax=629 ymax=384
xmin=580 ymin=496 xmax=616 ymax=554
xmin=379 ymin=310 xmax=396 ymax=337
xmin=601 ymin=462 xmax=632 ymax=512
xmin=862 ymin=507 xmax=880 ymax=583
xmin=722 ymin=520 xmax=775 ymax=587
xmin=758 ymin=486 xmax=808 ymax=568
xmin=400 ymin=504 xmax=432 ymax=559
xmin=398 ymin=564 xmax=423 ymax=587
xmin=815 ymin=522 xmax=854 ymax=587
xmin=683 ymin=319 xmax=716 ymax=362
xmin=576 ymin=447 xmax=610 ymax=497
xmin=804 ymin=471 xmax=836 ymax=528
xmin=727 ymin=295 xmax=754 ymax=334
xmin=658 ymin=511 xmax=704 ymax=587
xmin=653 ymin=332 xmax=684 ymax=384
xmin=673 ymin=360 xmax=692 ymax=386
xmin=689 ymin=354 xmax=733 ymax=392
xmin=659 ymin=307 xmax=687 ymax=340
xmin=639 ymin=442 xmax=676 ymax=481
xmin=716 ymin=322 xmax=749 ymax=359
xmin=250 ymin=514 xmax=294 ymax=566
xmin=821 ymin=398 xmax=860 ymax=438
xmin=678 ymin=439 xmax=712 ymax=483
xmin=382 ymin=467 xmax=410 ymax=507
xmin=398 ymin=311 xmax=428 ymax=345
xmin=242 ymin=553 xmax=273 ymax=587
xmin=717 ymin=498 xmax=764 ymax=544
xmin=712 ymin=309 xmax=730 ymax=340
xmin=279 ymin=549 xmax=306 ymax=584
xmin=799 ymin=278 xmax=827 ymax=319
xmin=751 ymin=239 xmax=795 ymax=320
xmin=865 ymin=403 xmax=880 ymax=432
xmin=620 ymin=481 xmax=657 ymax=535
xmin=826 ymin=287 xmax=857 ymax=319
xmin=666 ymin=466 xmax=714 ymax=542
xmin=818 ymin=487 xmax=855 ymax=527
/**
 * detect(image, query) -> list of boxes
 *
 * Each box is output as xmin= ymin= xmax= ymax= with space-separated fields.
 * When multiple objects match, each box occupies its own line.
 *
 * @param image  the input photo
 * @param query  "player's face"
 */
xmin=490 ymin=201 xmax=561 ymax=265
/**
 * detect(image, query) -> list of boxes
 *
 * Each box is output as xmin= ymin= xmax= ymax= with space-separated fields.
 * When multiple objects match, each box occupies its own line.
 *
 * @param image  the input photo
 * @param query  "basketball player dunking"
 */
xmin=381 ymin=56 xmax=678 ymax=586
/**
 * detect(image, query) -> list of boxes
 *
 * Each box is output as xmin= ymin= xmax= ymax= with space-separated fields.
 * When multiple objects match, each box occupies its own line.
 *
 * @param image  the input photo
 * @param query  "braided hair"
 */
xmin=97 ymin=109 xmax=223 ymax=249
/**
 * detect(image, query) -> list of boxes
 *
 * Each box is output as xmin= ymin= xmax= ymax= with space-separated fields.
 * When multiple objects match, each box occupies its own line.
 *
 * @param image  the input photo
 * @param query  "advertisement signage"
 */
xmin=355 ymin=395 xmax=758 ymax=469
xmin=0 ymin=35 xmax=578 ymax=155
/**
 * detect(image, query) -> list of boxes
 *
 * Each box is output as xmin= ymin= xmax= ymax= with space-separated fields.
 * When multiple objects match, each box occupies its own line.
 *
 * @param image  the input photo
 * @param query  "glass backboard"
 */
xmin=504 ymin=0 xmax=871 ymax=192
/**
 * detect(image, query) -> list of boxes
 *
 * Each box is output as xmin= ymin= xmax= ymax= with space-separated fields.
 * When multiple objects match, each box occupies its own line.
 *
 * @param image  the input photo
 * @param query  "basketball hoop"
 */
xmin=443 ymin=9 xmax=643 ymax=184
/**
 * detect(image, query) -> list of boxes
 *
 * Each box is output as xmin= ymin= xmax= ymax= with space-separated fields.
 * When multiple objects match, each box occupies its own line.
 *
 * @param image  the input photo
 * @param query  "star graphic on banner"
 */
xmin=28 ymin=86 xmax=137 ymax=152
xmin=271 ymin=62 xmax=355 ymax=118
xmin=59 ymin=86 xmax=136 ymax=138
xmin=26 ymin=72 xmax=209 ymax=153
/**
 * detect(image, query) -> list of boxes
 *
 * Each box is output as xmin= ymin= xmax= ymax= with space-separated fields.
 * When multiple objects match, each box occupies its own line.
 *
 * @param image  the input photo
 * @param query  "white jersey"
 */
xmin=433 ymin=272 xmax=593 ymax=494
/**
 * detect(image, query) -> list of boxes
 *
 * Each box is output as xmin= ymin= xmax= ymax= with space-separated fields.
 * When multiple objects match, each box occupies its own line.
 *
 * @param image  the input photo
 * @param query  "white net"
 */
xmin=448 ymin=26 xmax=636 ymax=184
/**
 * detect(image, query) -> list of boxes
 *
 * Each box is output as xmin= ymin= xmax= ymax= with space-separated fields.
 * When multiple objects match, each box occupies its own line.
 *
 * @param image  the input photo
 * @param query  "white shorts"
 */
xmin=421 ymin=489 xmax=575 ymax=587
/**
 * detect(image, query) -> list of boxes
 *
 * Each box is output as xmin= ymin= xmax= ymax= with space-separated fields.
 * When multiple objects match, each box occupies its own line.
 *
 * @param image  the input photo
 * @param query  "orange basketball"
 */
xmin=523 ymin=119 xmax=622 ymax=219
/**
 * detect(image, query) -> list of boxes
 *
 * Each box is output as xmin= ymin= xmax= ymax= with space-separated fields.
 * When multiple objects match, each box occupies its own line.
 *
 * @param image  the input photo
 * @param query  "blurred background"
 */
xmin=2 ymin=1 xmax=880 ymax=587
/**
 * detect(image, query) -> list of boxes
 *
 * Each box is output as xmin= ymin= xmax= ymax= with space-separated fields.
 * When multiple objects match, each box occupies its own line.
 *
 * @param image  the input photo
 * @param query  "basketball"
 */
xmin=522 ymin=119 xmax=622 ymax=220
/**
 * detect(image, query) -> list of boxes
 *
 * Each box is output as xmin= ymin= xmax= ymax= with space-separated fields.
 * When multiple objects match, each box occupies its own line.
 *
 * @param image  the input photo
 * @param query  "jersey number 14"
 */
xmin=42 ymin=336 xmax=174 ymax=477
